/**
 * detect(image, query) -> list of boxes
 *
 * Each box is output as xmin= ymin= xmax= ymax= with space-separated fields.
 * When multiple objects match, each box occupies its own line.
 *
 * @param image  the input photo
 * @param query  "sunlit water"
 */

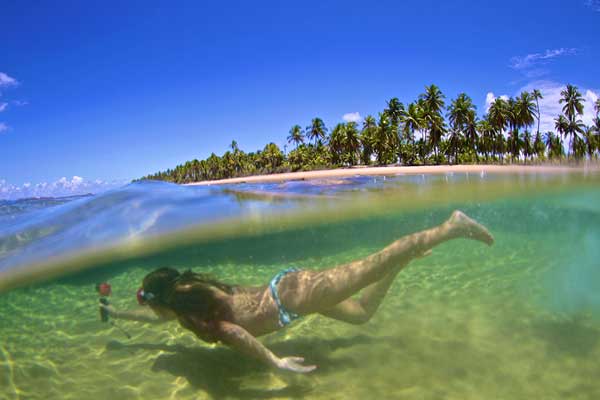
xmin=1 ymin=171 xmax=600 ymax=400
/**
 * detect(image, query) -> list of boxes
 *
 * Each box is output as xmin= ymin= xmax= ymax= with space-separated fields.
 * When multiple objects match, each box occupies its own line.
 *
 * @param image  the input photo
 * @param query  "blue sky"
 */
xmin=1 ymin=0 xmax=599 ymax=199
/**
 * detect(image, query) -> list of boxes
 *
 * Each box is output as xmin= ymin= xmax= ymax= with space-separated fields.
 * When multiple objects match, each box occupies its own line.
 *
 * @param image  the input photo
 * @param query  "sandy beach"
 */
xmin=185 ymin=164 xmax=598 ymax=186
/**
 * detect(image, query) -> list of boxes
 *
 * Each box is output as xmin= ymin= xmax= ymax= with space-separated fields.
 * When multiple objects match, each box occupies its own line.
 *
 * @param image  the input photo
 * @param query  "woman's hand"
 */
xmin=276 ymin=356 xmax=317 ymax=373
xmin=99 ymin=303 xmax=117 ymax=318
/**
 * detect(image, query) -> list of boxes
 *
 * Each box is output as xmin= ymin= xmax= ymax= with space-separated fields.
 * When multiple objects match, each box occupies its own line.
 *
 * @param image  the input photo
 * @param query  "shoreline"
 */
xmin=185 ymin=164 xmax=599 ymax=186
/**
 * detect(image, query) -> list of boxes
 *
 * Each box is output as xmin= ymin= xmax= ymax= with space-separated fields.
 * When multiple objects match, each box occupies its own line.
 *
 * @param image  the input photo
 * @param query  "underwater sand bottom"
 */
xmin=1 ymin=231 xmax=600 ymax=400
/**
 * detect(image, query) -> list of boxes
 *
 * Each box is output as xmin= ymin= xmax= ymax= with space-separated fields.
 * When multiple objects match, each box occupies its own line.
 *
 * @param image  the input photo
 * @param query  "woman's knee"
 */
xmin=319 ymin=310 xmax=371 ymax=325
xmin=348 ymin=313 xmax=372 ymax=325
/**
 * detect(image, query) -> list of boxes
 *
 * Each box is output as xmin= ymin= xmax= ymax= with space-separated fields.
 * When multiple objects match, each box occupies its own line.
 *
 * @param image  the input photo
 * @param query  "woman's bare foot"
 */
xmin=447 ymin=210 xmax=494 ymax=246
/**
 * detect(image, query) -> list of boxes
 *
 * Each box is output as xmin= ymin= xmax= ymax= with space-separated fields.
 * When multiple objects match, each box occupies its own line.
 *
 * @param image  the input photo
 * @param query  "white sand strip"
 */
xmin=185 ymin=164 xmax=599 ymax=186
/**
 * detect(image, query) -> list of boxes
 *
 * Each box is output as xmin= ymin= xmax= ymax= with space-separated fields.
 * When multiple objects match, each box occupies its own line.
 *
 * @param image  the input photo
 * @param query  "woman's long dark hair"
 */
xmin=142 ymin=267 xmax=235 ymax=320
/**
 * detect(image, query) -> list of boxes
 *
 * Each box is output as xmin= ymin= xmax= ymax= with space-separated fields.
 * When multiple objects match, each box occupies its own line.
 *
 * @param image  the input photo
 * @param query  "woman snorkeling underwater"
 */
xmin=101 ymin=210 xmax=494 ymax=373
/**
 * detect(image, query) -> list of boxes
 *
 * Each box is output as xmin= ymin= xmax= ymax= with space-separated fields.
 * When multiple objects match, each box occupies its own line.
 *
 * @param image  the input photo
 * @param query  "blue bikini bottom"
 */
xmin=269 ymin=268 xmax=300 ymax=327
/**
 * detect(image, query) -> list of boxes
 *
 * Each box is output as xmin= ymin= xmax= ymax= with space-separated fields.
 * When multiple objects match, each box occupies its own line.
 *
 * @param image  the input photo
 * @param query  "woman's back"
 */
xmin=226 ymin=285 xmax=281 ymax=336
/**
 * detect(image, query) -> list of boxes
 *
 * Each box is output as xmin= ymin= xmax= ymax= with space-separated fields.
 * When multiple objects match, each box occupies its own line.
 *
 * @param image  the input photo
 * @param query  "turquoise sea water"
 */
xmin=1 ymin=171 xmax=600 ymax=399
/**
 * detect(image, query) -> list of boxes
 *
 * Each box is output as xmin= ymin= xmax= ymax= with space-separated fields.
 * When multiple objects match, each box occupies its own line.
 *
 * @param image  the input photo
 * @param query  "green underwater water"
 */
xmin=2 ymin=179 xmax=600 ymax=400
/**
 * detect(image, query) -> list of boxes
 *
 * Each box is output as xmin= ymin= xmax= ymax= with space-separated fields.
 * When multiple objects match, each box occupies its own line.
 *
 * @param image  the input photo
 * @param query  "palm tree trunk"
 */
xmin=570 ymin=132 xmax=574 ymax=159
xmin=536 ymin=98 xmax=541 ymax=137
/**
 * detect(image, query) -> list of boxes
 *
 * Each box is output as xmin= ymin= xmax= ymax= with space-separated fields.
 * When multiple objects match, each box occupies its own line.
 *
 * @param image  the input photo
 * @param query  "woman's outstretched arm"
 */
xmin=100 ymin=304 xmax=173 ymax=324
xmin=214 ymin=320 xmax=316 ymax=373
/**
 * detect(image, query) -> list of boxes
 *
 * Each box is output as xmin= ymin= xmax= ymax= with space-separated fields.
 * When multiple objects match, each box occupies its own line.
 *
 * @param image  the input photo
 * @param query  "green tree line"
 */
xmin=140 ymin=84 xmax=600 ymax=183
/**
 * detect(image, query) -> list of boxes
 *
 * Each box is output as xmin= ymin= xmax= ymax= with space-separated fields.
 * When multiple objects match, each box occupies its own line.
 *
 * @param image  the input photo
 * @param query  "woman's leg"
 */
xmin=278 ymin=211 xmax=493 ymax=315
xmin=319 ymin=250 xmax=431 ymax=324
xmin=318 ymin=264 xmax=405 ymax=324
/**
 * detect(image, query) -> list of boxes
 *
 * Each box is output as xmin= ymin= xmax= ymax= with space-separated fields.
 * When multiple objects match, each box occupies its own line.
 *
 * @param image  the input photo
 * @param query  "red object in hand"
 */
xmin=96 ymin=282 xmax=112 ymax=297
xmin=136 ymin=287 xmax=145 ymax=305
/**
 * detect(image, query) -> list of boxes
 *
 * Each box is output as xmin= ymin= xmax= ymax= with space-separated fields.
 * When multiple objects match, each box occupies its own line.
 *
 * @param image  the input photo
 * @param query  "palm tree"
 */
xmin=445 ymin=127 xmax=463 ymax=164
xmin=447 ymin=93 xmax=476 ymax=161
xmin=448 ymin=93 xmax=475 ymax=131
xmin=419 ymin=84 xmax=446 ymax=159
xmin=543 ymin=132 xmax=553 ymax=158
xmin=384 ymin=98 xmax=404 ymax=161
xmin=506 ymin=93 xmax=536 ymax=161
xmin=206 ymin=153 xmax=221 ymax=179
xmin=261 ymin=143 xmax=284 ymax=173
xmin=488 ymin=98 xmax=509 ymax=133
xmin=401 ymin=102 xmax=423 ymax=165
xmin=287 ymin=125 xmax=304 ymax=149
xmin=383 ymin=97 xmax=404 ymax=161
xmin=560 ymin=84 xmax=585 ymax=121
xmin=402 ymin=102 xmax=423 ymax=146
xmin=572 ymin=135 xmax=586 ymax=158
xmin=487 ymin=98 xmax=510 ymax=160
xmin=344 ymin=121 xmax=361 ymax=166
xmin=533 ymin=131 xmax=545 ymax=160
xmin=532 ymin=89 xmax=543 ymax=137
xmin=464 ymin=110 xmax=478 ymax=156
xmin=477 ymin=117 xmax=494 ymax=160
xmin=222 ymin=151 xmax=235 ymax=178
xmin=428 ymin=114 xmax=446 ymax=161
xmin=521 ymin=130 xmax=533 ymax=162
xmin=360 ymin=115 xmax=377 ymax=165
xmin=329 ymin=123 xmax=346 ymax=165
xmin=385 ymin=98 xmax=404 ymax=127
xmin=306 ymin=118 xmax=328 ymax=146
xmin=554 ymin=115 xmax=569 ymax=141
xmin=516 ymin=92 xmax=536 ymax=132
xmin=506 ymin=97 xmax=521 ymax=160
xmin=559 ymin=84 xmax=585 ymax=156
xmin=554 ymin=116 xmax=569 ymax=157
xmin=419 ymin=84 xmax=446 ymax=115
xmin=582 ymin=126 xmax=596 ymax=159
xmin=229 ymin=140 xmax=244 ymax=175
xmin=374 ymin=113 xmax=394 ymax=165
xmin=543 ymin=131 xmax=563 ymax=160
xmin=592 ymin=99 xmax=600 ymax=156
xmin=567 ymin=117 xmax=586 ymax=156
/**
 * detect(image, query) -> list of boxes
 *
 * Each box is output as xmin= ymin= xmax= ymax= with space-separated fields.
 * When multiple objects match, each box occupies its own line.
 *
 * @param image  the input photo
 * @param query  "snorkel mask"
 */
xmin=136 ymin=287 xmax=155 ymax=305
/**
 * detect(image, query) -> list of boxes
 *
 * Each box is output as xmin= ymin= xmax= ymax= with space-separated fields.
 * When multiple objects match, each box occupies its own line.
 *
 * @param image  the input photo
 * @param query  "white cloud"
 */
xmin=55 ymin=176 xmax=85 ymax=189
xmin=484 ymin=92 xmax=509 ymax=112
xmin=586 ymin=90 xmax=599 ymax=109
xmin=0 ymin=72 xmax=18 ymax=96
xmin=0 ymin=73 xmax=22 ymax=131
xmin=485 ymin=93 xmax=495 ymax=111
xmin=510 ymin=48 xmax=578 ymax=70
xmin=0 ymin=72 xmax=18 ymax=87
xmin=518 ymin=81 xmax=599 ymax=133
xmin=0 ymin=176 xmax=127 ymax=200
xmin=342 ymin=112 xmax=362 ymax=123
xmin=12 ymin=100 xmax=28 ymax=106
xmin=585 ymin=0 xmax=600 ymax=11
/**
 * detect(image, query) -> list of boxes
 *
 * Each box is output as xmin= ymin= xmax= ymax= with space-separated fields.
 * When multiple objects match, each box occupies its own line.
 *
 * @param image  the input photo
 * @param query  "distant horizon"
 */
xmin=3 ymin=163 xmax=599 ymax=202
xmin=0 ymin=192 xmax=95 ymax=202
xmin=1 ymin=0 xmax=598 ymax=198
